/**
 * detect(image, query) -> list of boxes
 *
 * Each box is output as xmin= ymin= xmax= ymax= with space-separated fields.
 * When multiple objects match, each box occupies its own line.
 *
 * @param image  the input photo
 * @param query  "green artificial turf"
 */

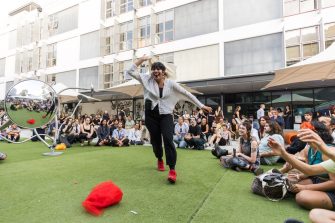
xmin=0 ymin=142 xmax=309 ymax=223
xmin=5 ymin=103 xmax=52 ymax=128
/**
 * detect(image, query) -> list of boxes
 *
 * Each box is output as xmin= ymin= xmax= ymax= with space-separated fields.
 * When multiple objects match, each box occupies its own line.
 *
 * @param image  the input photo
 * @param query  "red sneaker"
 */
xmin=167 ymin=170 xmax=177 ymax=184
xmin=157 ymin=160 xmax=165 ymax=171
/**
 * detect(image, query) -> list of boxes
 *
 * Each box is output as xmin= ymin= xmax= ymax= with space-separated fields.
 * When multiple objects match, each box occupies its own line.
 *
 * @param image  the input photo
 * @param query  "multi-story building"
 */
xmin=0 ymin=0 xmax=335 ymax=125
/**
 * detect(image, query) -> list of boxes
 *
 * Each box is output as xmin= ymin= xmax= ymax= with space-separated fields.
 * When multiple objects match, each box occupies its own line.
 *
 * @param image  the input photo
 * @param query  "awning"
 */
xmin=263 ymin=42 xmax=335 ymax=90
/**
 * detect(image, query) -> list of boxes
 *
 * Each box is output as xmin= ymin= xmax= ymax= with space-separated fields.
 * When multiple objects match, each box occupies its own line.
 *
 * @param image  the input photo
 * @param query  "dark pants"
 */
xmin=184 ymin=137 xmax=205 ymax=150
xmin=145 ymin=105 xmax=176 ymax=169
xmin=110 ymin=138 xmax=129 ymax=147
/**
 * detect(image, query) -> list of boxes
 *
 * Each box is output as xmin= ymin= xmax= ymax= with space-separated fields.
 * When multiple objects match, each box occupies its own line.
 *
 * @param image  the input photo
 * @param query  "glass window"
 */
xmin=303 ymin=42 xmax=319 ymax=57
xmin=292 ymin=89 xmax=313 ymax=123
xmin=314 ymin=88 xmax=335 ymax=116
xmin=301 ymin=26 xmax=318 ymax=42
xmin=300 ymin=0 xmax=316 ymax=13
xmin=286 ymin=45 xmax=300 ymax=61
xmin=105 ymin=27 xmax=113 ymax=55
xmin=47 ymin=43 xmax=57 ymax=67
xmin=119 ymin=22 xmax=133 ymax=51
xmin=103 ymin=64 xmax=113 ymax=89
xmin=120 ymin=0 xmax=133 ymax=14
xmin=286 ymin=30 xmax=300 ymax=45
xmin=235 ymin=93 xmax=253 ymax=104
xmin=325 ymin=22 xmax=335 ymax=48
xmin=271 ymin=91 xmax=291 ymax=116
xmin=138 ymin=16 xmax=150 ymax=48
xmin=254 ymin=92 xmax=271 ymax=103
xmin=284 ymin=0 xmax=317 ymax=16
xmin=285 ymin=26 xmax=319 ymax=65
xmin=139 ymin=0 xmax=151 ymax=7
xmin=155 ymin=10 xmax=174 ymax=44
xmin=206 ymin=96 xmax=220 ymax=110
xmin=106 ymin=0 xmax=115 ymax=18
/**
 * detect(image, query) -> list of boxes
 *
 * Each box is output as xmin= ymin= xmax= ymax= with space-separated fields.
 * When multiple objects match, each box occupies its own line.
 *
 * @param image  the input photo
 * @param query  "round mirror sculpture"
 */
xmin=4 ymin=79 xmax=57 ymax=129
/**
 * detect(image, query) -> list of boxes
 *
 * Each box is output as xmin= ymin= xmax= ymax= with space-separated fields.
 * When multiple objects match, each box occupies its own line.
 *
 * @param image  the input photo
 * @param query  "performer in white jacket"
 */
xmin=126 ymin=55 xmax=212 ymax=183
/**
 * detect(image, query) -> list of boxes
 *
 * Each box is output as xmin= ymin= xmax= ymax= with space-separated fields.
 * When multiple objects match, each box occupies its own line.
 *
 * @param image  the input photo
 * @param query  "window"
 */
xmin=285 ymin=26 xmax=319 ymax=66
xmin=119 ymin=22 xmax=133 ymax=51
xmin=138 ymin=16 xmax=150 ymax=48
xmin=284 ymin=0 xmax=317 ymax=16
xmin=322 ymin=0 xmax=335 ymax=8
xmin=47 ymin=74 xmax=56 ymax=84
xmin=0 ymin=58 xmax=5 ymax=77
xmin=139 ymin=0 xmax=151 ymax=7
xmin=105 ymin=27 xmax=113 ymax=55
xmin=103 ymin=64 xmax=113 ymax=88
xmin=27 ymin=50 xmax=33 ymax=72
xmin=106 ymin=0 xmax=115 ymax=18
xmin=156 ymin=10 xmax=174 ymax=44
xmin=314 ymin=88 xmax=335 ymax=116
xmin=325 ymin=22 xmax=335 ymax=48
xmin=103 ymin=61 xmax=131 ymax=88
xmin=48 ymin=14 xmax=58 ymax=36
xmin=120 ymin=0 xmax=133 ymax=14
xmin=47 ymin=43 xmax=57 ymax=67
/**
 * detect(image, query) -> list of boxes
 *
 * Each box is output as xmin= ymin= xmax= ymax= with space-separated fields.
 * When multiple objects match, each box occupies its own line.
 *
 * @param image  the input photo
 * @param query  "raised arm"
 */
xmin=267 ymin=137 xmax=327 ymax=176
xmin=172 ymin=82 xmax=212 ymax=114
xmin=298 ymin=128 xmax=335 ymax=162
xmin=126 ymin=55 xmax=150 ymax=81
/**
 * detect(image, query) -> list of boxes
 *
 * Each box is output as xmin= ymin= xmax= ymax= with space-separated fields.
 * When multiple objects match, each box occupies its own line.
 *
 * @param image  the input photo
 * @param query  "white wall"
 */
xmin=5 ymin=56 xmax=15 ymax=78
xmin=0 ymin=34 xmax=8 ymax=58
xmin=0 ymin=83 xmax=5 ymax=100
xmin=174 ymin=45 xmax=219 ymax=81
xmin=78 ymin=0 xmax=101 ymax=34
xmin=57 ymin=37 xmax=79 ymax=71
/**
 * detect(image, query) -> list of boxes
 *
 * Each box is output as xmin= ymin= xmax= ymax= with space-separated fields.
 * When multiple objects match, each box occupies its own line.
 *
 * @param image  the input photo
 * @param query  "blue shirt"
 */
xmin=112 ymin=128 xmax=127 ymax=139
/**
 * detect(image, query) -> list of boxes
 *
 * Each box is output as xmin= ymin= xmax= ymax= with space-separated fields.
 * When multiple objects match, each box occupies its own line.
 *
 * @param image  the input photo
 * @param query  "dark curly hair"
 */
xmin=311 ymin=120 xmax=334 ymax=144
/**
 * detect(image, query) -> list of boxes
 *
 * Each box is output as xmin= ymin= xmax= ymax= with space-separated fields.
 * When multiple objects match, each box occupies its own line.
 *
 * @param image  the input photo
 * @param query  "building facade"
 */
xmin=0 ymin=0 xmax=335 ymax=126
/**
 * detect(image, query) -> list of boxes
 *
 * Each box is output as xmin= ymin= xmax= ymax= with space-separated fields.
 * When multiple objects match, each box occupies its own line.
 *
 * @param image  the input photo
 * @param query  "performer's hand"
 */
xmin=267 ymin=137 xmax=285 ymax=156
xmin=297 ymin=128 xmax=324 ymax=149
xmin=202 ymin=106 xmax=212 ymax=114
xmin=135 ymin=55 xmax=150 ymax=67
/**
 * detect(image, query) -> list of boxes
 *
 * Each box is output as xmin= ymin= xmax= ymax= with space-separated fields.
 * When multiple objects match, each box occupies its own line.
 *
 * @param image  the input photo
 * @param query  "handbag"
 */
xmin=251 ymin=171 xmax=290 ymax=201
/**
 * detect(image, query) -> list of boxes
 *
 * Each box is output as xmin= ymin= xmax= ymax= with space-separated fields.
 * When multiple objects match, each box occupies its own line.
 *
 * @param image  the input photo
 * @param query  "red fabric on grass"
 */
xmin=82 ymin=181 xmax=123 ymax=216
xmin=27 ymin=119 xmax=36 ymax=125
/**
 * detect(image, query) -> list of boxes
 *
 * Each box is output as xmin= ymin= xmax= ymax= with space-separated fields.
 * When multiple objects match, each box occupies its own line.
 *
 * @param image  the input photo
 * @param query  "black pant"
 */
xmin=145 ymin=105 xmax=176 ymax=169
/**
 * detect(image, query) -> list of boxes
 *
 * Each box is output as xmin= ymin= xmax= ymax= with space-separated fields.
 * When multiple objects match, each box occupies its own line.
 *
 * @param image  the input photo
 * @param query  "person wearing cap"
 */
xmin=126 ymin=55 xmax=212 ymax=183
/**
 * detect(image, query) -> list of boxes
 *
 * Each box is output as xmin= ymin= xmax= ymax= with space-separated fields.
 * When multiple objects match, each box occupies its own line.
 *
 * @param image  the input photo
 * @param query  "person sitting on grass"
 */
xmin=173 ymin=116 xmax=188 ymax=148
xmin=268 ymin=128 xmax=335 ymax=213
xmin=96 ymin=119 xmax=110 ymax=146
xmin=208 ymin=123 xmax=231 ymax=147
xmin=220 ymin=121 xmax=263 ymax=175
xmin=79 ymin=117 xmax=95 ymax=146
xmin=6 ymin=124 xmax=21 ymax=142
xmin=111 ymin=122 xmax=129 ymax=147
xmin=259 ymin=120 xmax=284 ymax=165
xmin=184 ymin=117 xmax=206 ymax=150
xmin=282 ymin=121 xmax=335 ymax=211
xmin=128 ymin=123 xmax=144 ymax=145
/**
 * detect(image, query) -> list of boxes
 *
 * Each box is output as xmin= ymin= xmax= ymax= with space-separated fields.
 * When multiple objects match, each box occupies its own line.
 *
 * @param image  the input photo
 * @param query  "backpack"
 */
xmin=251 ymin=171 xmax=290 ymax=201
